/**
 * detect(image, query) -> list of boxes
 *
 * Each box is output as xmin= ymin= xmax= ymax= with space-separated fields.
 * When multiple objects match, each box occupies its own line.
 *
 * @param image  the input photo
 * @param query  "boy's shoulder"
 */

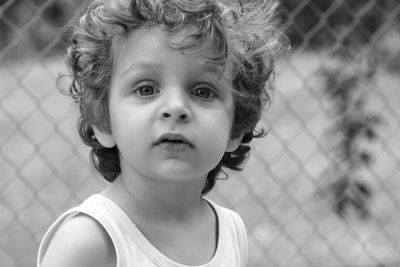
xmin=205 ymin=198 xmax=246 ymax=227
xmin=39 ymin=214 xmax=116 ymax=267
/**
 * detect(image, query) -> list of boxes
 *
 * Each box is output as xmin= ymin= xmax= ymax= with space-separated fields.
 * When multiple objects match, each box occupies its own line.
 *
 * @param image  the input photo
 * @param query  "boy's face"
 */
xmin=94 ymin=27 xmax=241 ymax=183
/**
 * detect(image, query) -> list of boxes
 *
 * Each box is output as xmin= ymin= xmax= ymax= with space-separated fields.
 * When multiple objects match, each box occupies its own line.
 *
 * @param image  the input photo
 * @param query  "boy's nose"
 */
xmin=158 ymin=88 xmax=191 ymax=123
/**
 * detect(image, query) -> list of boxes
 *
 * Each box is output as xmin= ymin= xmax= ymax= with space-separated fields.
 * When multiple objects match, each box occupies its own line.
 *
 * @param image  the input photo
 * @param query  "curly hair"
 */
xmin=61 ymin=0 xmax=288 ymax=195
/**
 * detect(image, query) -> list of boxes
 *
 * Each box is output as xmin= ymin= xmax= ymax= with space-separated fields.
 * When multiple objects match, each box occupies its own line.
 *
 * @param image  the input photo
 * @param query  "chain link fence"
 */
xmin=1 ymin=0 xmax=400 ymax=266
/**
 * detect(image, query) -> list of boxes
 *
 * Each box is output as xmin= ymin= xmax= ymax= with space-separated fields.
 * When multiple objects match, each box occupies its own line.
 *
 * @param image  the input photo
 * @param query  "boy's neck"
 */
xmin=103 ymin=173 xmax=207 ymax=222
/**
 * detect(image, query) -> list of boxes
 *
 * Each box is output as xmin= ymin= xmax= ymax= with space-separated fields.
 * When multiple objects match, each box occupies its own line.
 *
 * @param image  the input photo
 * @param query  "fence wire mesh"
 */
xmin=1 ymin=0 xmax=400 ymax=266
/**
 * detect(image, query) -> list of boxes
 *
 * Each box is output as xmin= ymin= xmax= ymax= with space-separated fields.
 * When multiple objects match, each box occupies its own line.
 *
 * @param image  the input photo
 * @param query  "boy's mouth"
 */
xmin=154 ymin=133 xmax=194 ymax=148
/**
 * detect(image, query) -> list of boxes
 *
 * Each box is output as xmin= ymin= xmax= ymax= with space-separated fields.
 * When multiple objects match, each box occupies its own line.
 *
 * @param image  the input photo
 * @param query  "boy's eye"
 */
xmin=133 ymin=84 xmax=159 ymax=96
xmin=191 ymin=87 xmax=217 ymax=99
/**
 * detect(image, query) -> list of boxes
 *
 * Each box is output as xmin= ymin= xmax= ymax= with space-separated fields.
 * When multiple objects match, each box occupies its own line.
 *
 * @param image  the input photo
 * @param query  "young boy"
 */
xmin=37 ymin=0 xmax=287 ymax=266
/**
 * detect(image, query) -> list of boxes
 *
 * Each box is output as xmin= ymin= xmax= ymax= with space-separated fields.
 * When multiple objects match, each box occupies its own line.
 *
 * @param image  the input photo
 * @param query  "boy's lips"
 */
xmin=154 ymin=133 xmax=194 ymax=148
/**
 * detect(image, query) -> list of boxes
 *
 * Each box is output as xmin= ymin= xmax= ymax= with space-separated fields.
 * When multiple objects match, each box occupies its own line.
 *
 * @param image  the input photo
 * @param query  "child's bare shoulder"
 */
xmin=40 ymin=214 xmax=116 ymax=267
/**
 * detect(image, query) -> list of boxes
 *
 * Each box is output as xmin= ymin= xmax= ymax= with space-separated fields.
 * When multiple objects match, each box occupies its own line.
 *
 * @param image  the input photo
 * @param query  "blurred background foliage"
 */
xmin=282 ymin=0 xmax=400 ymax=47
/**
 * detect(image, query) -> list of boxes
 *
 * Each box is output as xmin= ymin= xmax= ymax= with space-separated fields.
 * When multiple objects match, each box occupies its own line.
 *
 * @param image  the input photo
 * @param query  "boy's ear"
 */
xmin=92 ymin=126 xmax=115 ymax=148
xmin=226 ymin=134 xmax=243 ymax=152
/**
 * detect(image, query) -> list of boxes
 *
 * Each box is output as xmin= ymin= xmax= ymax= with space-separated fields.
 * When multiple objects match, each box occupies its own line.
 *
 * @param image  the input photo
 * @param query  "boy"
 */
xmin=38 ymin=0 xmax=287 ymax=266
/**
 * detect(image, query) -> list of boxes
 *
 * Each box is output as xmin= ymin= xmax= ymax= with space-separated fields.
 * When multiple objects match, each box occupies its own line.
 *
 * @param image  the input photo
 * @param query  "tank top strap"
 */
xmin=203 ymin=198 xmax=248 ymax=266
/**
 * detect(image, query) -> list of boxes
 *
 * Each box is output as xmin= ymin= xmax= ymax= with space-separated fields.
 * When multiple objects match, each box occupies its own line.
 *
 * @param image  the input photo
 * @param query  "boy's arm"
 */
xmin=39 ymin=214 xmax=116 ymax=267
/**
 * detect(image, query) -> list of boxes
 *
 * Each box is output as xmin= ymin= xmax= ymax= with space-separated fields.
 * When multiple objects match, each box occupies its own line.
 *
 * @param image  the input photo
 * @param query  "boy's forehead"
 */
xmin=166 ymin=28 xmax=226 ymax=62
xmin=112 ymin=27 xmax=232 ymax=79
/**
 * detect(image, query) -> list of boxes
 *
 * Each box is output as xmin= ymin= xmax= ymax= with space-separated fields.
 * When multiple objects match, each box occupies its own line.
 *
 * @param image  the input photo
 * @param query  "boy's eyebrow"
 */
xmin=201 ymin=62 xmax=226 ymax=76
xmin=120 ymin=62 xmax=162 ymax=78
xmin=200 ymin=62 xmax=230 ymax=81
xmin=120 ymin=61 xmax=230 ymax=83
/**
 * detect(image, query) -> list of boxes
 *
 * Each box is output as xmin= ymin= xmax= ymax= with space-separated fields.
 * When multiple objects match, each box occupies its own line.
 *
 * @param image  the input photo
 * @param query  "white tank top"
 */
xmin=37 ymin=194 xmax=248 ymax=267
